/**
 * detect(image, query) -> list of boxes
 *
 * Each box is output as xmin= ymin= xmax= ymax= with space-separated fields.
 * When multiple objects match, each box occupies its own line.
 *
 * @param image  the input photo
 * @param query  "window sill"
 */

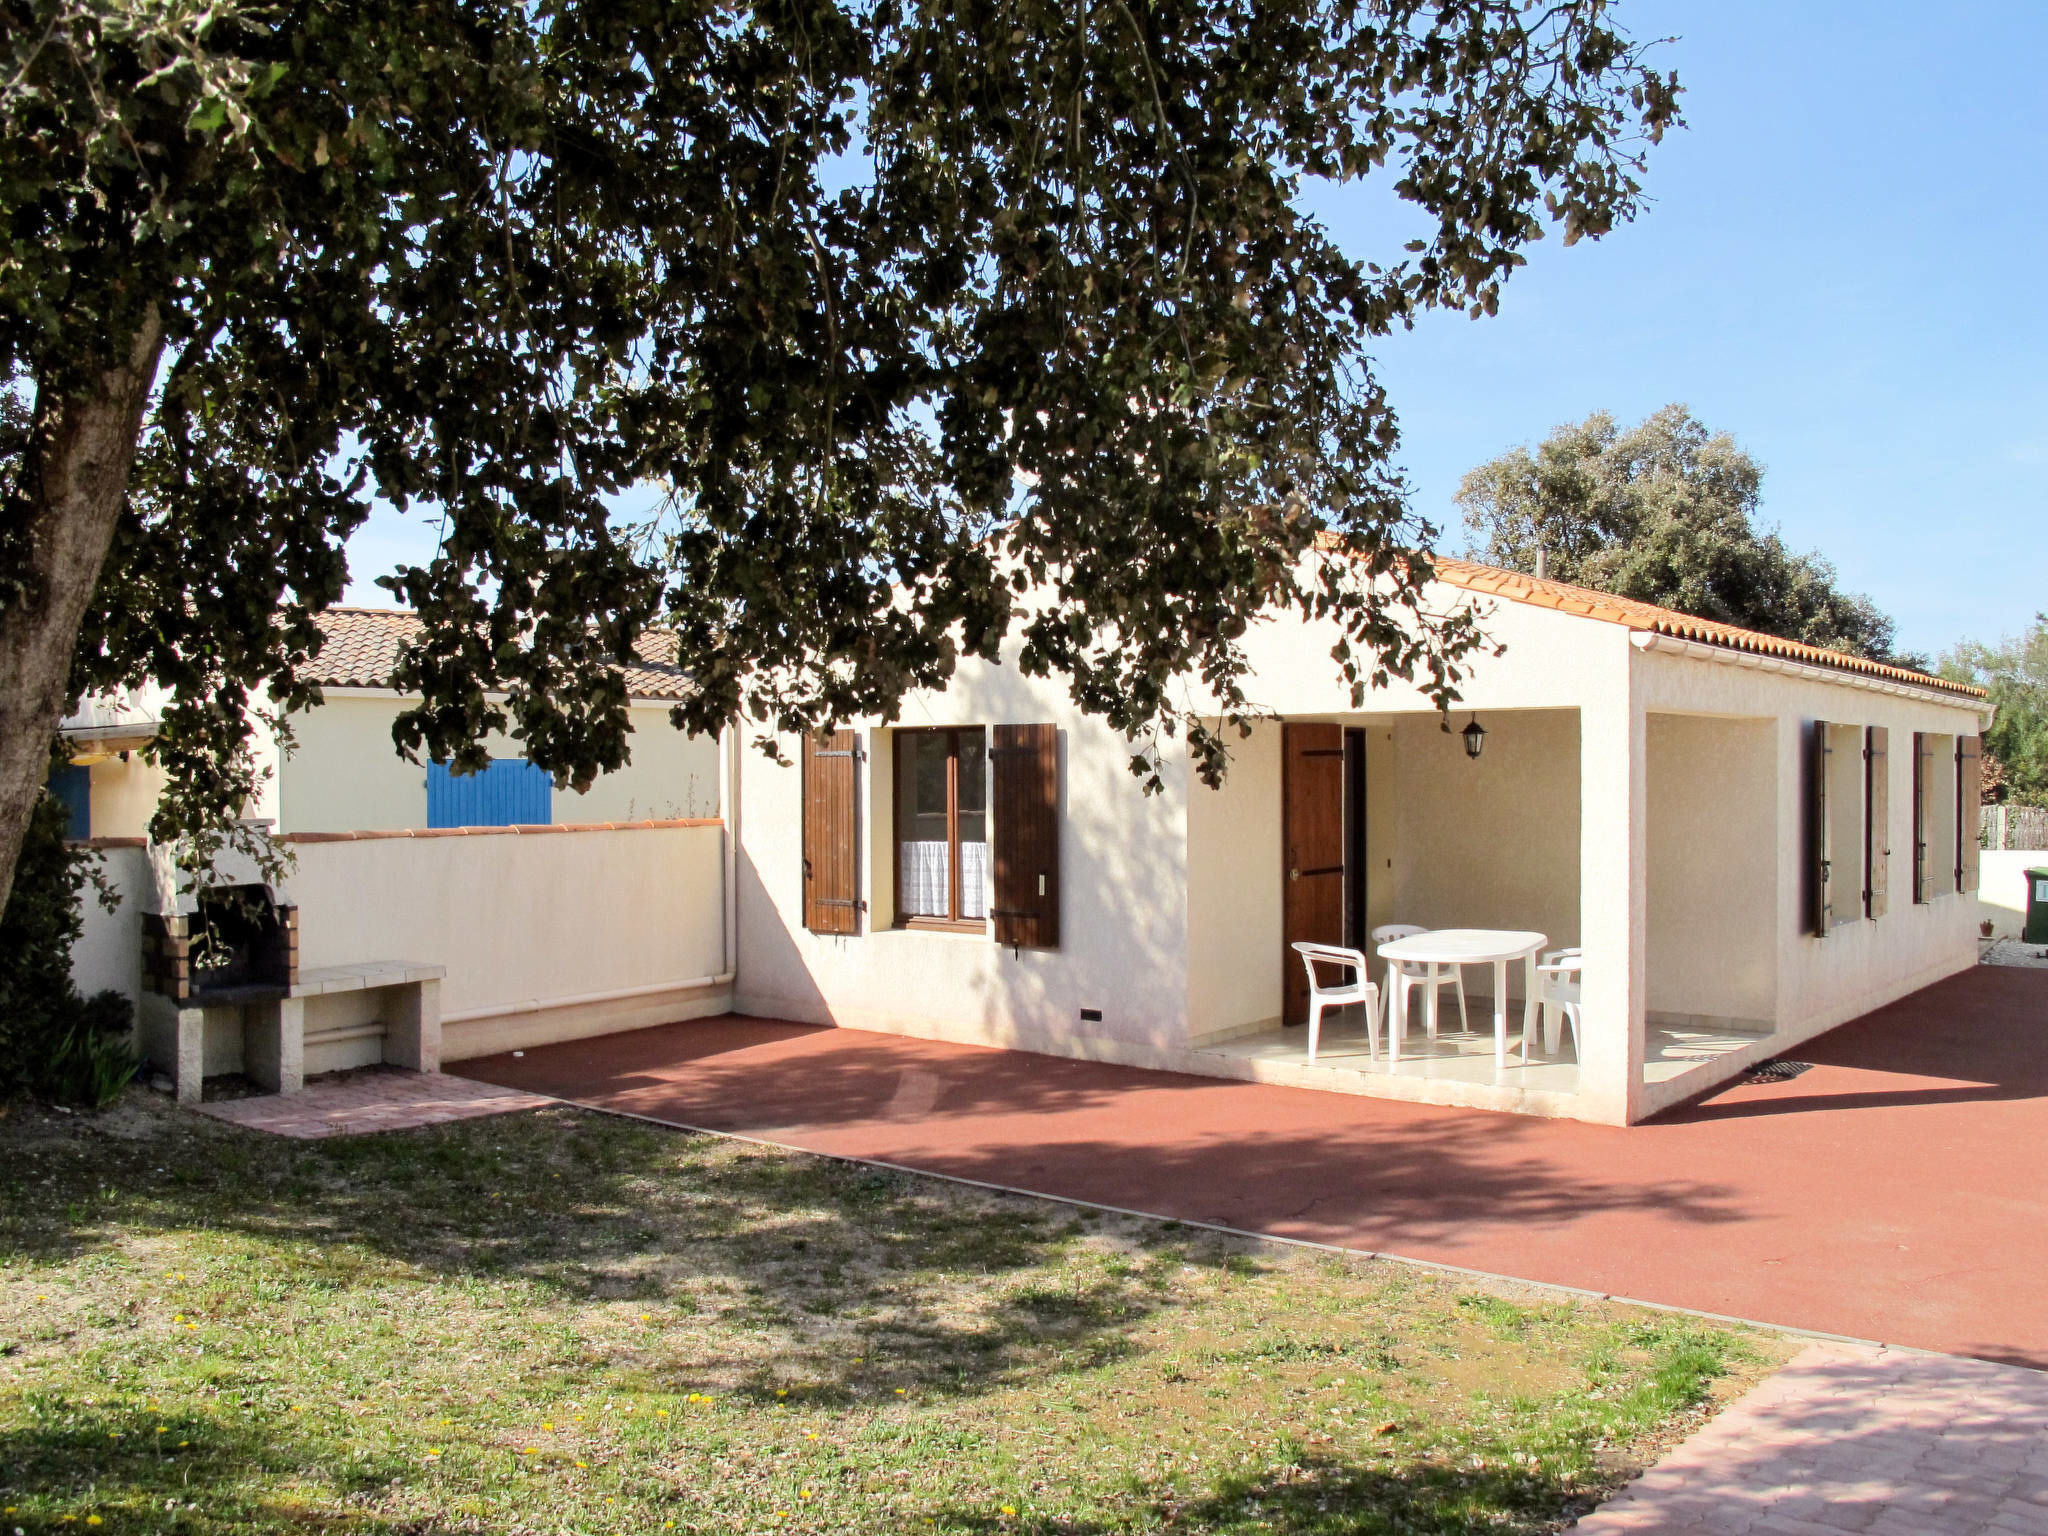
xmin=894 ymin=916 xmax=990 ymax=937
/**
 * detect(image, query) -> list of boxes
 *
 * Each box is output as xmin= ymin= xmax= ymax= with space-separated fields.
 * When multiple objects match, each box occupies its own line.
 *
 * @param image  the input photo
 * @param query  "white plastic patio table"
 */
xmin=1375 ymin=929 xmax=1547 ymax=1072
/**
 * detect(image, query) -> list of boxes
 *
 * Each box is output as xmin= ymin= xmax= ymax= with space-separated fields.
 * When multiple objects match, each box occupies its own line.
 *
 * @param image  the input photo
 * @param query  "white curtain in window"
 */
xmin=959 ymin=840 xmax=989 ymax=919
xmin=899 ymin=840 xmax=950 ymax=917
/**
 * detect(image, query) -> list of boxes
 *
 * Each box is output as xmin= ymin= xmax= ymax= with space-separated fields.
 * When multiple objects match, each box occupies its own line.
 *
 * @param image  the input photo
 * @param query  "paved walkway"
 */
xmin=456 ymin=964 xmax=2048 ymax=1365
xmin=1985 ymin=937 xmax=2048 ymax=970
xmin=197 ymin=1068 xmax=554 ymax=1138
xmin=1578 ymin=1342 xmax=2048 ymax=1534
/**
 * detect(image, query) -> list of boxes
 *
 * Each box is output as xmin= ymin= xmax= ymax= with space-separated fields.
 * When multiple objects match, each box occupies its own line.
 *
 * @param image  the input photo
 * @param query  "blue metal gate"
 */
xmin=426 ymin=758 xmax=552 ymax=828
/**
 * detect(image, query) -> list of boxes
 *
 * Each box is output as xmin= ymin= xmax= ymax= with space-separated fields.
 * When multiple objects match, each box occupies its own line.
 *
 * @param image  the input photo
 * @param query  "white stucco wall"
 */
xmin=275 ymin=693 xmax=718 ymax=832
xmin=70 ymin=842 xmax=150 ymax=1001
xmin=1186 ymin=721 xmax=1282 ymax=1042
xmin=86 ymin=755 xmax=167 ymax=840
xmin=284 ymin=823 xmax=729 ymax=1056
xmin=1633 ymin=644 xmax=1986 ymax=1073
xmin=1388 ymin=708 xmax=1582 ymax=988
xmin=1980 ymin=850 xmax=2045 ymax=939
xmin=733 ymin=649 xmax=1193 ymax=1064
xmin=279 ymin=696 xmax=425 ymax=831
xmin=1645 ymin=712 xmax=1777 ymax=1024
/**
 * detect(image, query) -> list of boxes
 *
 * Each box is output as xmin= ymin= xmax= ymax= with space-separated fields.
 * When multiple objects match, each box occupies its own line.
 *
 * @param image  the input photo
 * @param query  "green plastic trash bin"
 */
xmin=2027 ymin=867 xmax=2048 ymax=945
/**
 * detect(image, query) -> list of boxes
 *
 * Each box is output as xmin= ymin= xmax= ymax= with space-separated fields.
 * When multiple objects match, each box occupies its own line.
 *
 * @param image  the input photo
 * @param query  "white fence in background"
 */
xmin=1983 ymin=804 xmax=2048 ymax=851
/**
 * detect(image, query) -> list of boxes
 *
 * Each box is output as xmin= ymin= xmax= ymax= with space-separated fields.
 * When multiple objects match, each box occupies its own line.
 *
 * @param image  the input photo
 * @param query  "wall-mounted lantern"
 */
xmin=1461 ymin=714 xmax=1488 ymax=761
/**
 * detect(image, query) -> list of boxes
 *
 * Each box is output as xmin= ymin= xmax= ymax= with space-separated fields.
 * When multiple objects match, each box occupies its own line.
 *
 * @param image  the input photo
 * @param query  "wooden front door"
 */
xmin=1282 ymin=722 xmax=1346 ymax=1025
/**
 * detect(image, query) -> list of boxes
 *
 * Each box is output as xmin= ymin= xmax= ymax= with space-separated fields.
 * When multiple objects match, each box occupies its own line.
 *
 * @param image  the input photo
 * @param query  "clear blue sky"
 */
xmin=344 ymin=1 xmax=2046 ymax=661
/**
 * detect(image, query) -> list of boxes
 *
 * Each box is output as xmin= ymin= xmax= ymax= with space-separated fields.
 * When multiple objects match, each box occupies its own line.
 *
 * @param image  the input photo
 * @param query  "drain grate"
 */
xmin=1745 ymin=1059 xmax=1815 ymax=1084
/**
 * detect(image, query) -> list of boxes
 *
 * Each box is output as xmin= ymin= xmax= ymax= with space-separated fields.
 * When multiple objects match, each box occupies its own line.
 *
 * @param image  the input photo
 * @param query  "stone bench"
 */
xmin=142 ymin=961 xmax=446 ymax=1104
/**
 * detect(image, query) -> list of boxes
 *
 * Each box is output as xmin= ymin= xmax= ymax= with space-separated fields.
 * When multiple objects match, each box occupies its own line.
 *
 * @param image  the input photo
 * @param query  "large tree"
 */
xmin=0 ymin=0 xmax=1678 ymax=909
xmin=1457 ymin=404 xmax=1915 ymax=665
xmin=1942 ymin=616 xmax=2048 ymax=806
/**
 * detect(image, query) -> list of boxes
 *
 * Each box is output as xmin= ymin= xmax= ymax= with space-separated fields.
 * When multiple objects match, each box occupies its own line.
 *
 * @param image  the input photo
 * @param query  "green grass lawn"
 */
xmin=0 ymin=1090 xmax=1789 ymax=1534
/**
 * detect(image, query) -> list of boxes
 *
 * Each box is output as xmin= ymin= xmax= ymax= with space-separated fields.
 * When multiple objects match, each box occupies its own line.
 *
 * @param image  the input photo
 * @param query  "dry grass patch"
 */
xmin=0 ymin=1091 xmax=1791 ymax=1533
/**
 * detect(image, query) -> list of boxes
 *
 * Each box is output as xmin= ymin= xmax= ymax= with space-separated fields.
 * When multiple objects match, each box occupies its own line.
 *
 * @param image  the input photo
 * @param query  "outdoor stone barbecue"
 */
xmin=141 ymin=883 xmax=299 ymax=1005
xmin=134 ymin=841 xmax=443 ymax=1104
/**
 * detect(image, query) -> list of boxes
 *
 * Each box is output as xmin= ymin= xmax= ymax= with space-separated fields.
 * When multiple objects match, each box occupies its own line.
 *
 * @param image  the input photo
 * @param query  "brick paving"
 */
xmin=1576 ymin=1342 xmax=2048 ymax=1534
xmin=195 ymin=1067 xmax=554 ymax=1138
xmin=459 ymin=965 xmax=2048 ymax=1365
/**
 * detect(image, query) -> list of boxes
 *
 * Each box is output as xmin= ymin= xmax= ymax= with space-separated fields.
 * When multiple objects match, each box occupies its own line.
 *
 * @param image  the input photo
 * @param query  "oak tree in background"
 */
xmin=1942 ymin=616 xmax=2048 ymax=806
xmin=0 ymin=0 xmax=1679 ymax=909
xmin=1457 ymin=404 xmax=1918 ymax=667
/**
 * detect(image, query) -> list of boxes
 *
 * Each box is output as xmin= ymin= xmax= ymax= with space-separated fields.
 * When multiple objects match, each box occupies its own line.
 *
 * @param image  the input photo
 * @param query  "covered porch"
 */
xmin=1182 ymin=703 xmax=1783 ymax=1124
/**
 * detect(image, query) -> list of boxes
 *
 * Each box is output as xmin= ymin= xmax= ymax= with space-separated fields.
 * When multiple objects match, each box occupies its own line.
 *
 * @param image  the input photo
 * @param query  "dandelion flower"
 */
xmin=1003 ymin=1506 xmax=1018 ymax=1516
xmin=88 ymin=1517 xmax=103 ymax=1526
xmin=656 ymin=1409 xmax=669 ymax=1418
xmin=895 ymin=1389 xmax=906 ymax=1397
xmin=641 ymin=1313 xmax=652 ymax=1321
xmin=542 ymin=1422 xmax=554 ymax=1432
xmin=777 ymin=1389 xmax=788 ymax=1398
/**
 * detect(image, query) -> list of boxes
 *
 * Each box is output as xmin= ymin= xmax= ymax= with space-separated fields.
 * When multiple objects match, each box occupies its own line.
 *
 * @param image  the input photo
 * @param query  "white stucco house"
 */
xmin=732 ymin=558 xmax=1993 ymax=1127
xmin=65 ymin=560 xmax=1993 ymax=1127
xmin=56 ymin=608 xmax=719 ymax=839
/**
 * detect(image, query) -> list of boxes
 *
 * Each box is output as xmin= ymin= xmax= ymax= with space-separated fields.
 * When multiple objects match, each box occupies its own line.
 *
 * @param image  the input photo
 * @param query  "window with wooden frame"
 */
xmin=892 ymin=727 xmax=989 ymax=930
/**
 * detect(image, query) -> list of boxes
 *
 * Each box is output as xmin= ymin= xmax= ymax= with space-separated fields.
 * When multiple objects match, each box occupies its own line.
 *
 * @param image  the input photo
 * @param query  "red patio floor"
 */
xmin=456 ymin=964 xmax=2048 ymax=1366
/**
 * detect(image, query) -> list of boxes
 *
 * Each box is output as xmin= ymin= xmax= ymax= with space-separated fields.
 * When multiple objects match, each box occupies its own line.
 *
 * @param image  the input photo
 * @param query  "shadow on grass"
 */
xmin=0 ymin=1395 xmax=413 ymax=1532
xmin=0 ymin=1095 xmax=1212 ymax=1406
xmin=927 ymin=1452 xmax=1605 ymax=1535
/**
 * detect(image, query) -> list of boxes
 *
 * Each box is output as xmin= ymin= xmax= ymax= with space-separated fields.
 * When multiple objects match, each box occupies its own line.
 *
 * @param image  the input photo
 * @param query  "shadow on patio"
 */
xmin=456 ymin=962 xmax=2048 ymax=1364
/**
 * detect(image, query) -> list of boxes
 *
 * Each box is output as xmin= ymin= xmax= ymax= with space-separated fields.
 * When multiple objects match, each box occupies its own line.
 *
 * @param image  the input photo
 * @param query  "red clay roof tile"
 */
xmin=308 ymin=608 xmax=694 ymax=701
xmin=1423 ymin=556 xmax=1984 ymax=699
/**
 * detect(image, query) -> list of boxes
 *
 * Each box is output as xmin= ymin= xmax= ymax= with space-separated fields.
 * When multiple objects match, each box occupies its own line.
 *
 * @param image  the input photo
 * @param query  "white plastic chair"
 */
xmin=1532 ymin=948 xmax=1582 ymax=1063
xmin=1290 ymin=943 xmax=1381 ymax=1064
xmin=1371 ymin=923 xmax=1468 ymax=1045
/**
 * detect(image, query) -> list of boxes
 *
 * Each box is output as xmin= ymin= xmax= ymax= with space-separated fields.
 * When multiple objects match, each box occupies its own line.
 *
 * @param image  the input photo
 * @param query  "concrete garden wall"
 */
xmin=70 ymin=822 xmax=732 ymax=1062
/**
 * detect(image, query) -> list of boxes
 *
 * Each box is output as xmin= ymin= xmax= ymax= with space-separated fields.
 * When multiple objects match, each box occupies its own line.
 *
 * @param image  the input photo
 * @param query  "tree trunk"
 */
xmin=0 ymin=309 xmax=165 ymax=914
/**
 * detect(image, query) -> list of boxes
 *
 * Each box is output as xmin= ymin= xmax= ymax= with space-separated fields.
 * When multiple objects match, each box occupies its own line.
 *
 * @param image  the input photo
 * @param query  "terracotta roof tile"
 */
xmin=307 ymin=608 xmax=695 ymax=701
xmin=1422 ymin=556 xmax=1985 ymax=700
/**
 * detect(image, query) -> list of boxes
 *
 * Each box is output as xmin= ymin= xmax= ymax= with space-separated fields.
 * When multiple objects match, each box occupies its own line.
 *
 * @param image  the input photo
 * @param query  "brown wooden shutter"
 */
xmin=1809 ymin=720 xmax=1832 ymax=935
xmin=991 ymin=724 xmax=1059 ymax=949
xmin=1912 ymin=731 xmax=1931 ymax=904
xmin=1958 ymin=734 xmax=1983 ymax=895
xmin=1864 ymin=726 xmax=1889 ymax=920
xmin=802 ymin=729 xmax=861 ymax=935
